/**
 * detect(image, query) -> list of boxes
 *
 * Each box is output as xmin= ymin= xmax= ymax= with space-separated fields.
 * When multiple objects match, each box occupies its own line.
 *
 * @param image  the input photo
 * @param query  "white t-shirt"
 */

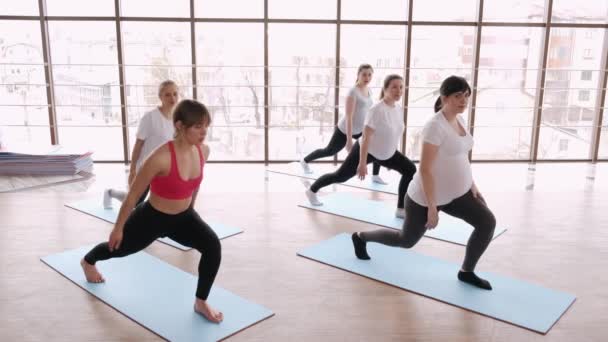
xmin=337 ymin=87 xmax=373 ymax=135
xmin=135 ymin=108 xmax=174 ymax=171
xmin=407 ymin=111 xmax=474 ymax=206
xmin=364 ymin=101 xmax=404 ymax=160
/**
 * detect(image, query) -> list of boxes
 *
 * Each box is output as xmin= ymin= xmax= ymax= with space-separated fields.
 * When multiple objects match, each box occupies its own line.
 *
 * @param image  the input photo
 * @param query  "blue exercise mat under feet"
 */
xmin=299 ymin=193 xmax=507 ymax=246
xmin=41 ymin=246 xmax=274 ymax=341
xmin=66 ymin=198 xmax=243 ymax=251
xmin=297 ymin=233 xmax=575 ymax=334
xmin=267 ymin=162 xmax=398 ymax=194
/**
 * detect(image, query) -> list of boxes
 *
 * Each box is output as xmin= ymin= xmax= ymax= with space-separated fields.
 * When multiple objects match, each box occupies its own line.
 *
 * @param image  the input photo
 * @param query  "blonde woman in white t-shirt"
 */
xmin=103 ymin=80 xmax=179 ymax=208
xmin=305 ymin=75 xmax=417 ymax=216
xmin=352 ymin=76 xmax=496 ymax=290
xmin=299 ymin=64 xmax=386 ymax=184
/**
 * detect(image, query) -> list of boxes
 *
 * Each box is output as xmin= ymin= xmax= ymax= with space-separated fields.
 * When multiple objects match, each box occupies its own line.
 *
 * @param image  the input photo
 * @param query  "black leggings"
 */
xmin=84 ymin=202 xmax=221 ymax=300
xmin=310 ymin=141 xmax=416 ymax=208
xmin=360 ymin=191 xmax=496 ymax=271
xmin=304 ymin=127 xmax=381 ymax=176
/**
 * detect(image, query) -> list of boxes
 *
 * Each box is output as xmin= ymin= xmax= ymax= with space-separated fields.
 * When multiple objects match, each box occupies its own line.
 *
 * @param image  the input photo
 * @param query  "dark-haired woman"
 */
xmin=304 ymin=74 xmax=416 ymax=218
xmin=80 ymin=99 xmax=224 ymax=323
xmin=299 ymin=64 xmax=387 ymax=184
xmin=352 ymin=76 xmax=496 ymax=291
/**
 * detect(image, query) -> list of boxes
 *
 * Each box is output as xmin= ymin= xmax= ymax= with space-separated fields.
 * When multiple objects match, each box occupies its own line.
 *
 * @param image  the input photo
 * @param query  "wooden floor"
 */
xmin=1 ymin=162 xmax=606 ymax=341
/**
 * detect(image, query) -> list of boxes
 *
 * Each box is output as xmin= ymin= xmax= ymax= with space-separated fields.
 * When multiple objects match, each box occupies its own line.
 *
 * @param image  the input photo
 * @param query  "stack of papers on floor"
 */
xmin=0 ymin=145 xmax=93 ymax=175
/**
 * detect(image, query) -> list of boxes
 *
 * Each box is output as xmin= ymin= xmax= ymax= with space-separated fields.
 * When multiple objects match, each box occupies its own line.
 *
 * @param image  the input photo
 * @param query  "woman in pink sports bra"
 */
xmin=80 ymin=99 xmax=224 ymax=323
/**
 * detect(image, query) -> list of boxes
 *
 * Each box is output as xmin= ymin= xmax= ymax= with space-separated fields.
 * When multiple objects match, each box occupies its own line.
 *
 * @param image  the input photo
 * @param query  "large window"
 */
xmin=122 ymin=22 xmax=192 ymax=159
xmin=268 ymin=24 xmax=336 ymax=160
xmin=473 ymin=27 xmax=543 ymax=160
xmin=2 ymin=0 xmax=608 ymax=162
xmin=539 ymin=28 xmax=606 ymax=159
xmin=407 ymin=25 xmax=475 ymax=159
xmin=48 ymin=21 xmax=122 ymax=160
xmin=0 ymin=21 xmax=49 ymax=148
xmin=196 ymin=23 xmax=264 ymax=160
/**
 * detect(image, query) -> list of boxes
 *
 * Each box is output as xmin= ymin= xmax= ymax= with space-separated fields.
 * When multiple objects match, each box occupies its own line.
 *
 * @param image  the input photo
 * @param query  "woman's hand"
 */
xmin=471 ymin=184 xmax=486 ymax=205
xmin=108 ymin=227 xmax=124 ymax=252
xmin=425 ymin=206 xmax=439 ymax=229
xmin=357 ymin=162 xmax=367 ymax=180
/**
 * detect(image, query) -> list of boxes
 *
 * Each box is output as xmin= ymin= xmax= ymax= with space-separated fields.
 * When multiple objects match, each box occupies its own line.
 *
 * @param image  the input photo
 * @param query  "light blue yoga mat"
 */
xmin=66 ymin=198 xmax=243 ymax=251
xmin=41 ymin=246 xmax=274 ymax=341
xmin=298 ymin=233 xmax=575 ymax=334
xmin=267 ymin=162 xmax=398 ymax=194
xmin=299 ymin=193 xmax=507 ymax=246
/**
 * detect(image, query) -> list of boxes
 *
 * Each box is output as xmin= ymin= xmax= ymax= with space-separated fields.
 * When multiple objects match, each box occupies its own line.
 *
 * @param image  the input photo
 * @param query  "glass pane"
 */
xmin=269 ymin=126 xmax=336 ymax=160
xmin=413 ymin=0 xmax=477 ymax=22
xmin=195 ymin=0 xmax=263 ymax=18
xmin=0 ymin=21 xmax=48 ymax=131
xmin=537 ymin=126 xmax=594 ymax=159
xmin=341 ymin=0 xmax=407 ymax=21
xmin=407 ymin=26 xmax=475 ymax=158
xmin=206 ymin=126 xmax=265 ymax=160
xmin=483 ymin=0 xmax=545 ymax=22
xmin=58 ymin=126 xmax=124 ymax=160
xmin=48 ymin=21 xmax=122 ymax=160
xmin=473 ymin=110 xmax=534 ymax=160
xmin=268 ymin=24 xmax=335 ymax=160
xmin=552 ymin=0 xmax=608 ymax=24
xmin=196 ymin=23 xmax=264 ymax=160
xmin=0 ymin=126 xmax=51 ymax=149
xmin=121 ymin=0 xmax=190 ymax=17
xmin=473 ymin=27 xmax=543 ymax=160
xmin=46 ymin=0 xmax=114 ymax=16
xmin=269 ymin=0 xmax=337 ymax=19
xmin=1 ymin=0 xmax=39 ymax=15
xmin=540 ymin=28 xmax=605 ymax=159
xmin=122 ymin=22 xmax=192 ymax=130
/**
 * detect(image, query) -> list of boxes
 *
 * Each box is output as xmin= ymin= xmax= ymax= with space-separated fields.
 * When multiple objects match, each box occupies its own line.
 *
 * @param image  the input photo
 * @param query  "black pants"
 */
xmin=360 ymin=190 xmax=496 ymax=271
xmin=84 ymin=202 xmax=221 ymax=300
xmin=310 ymin=141 xmax=416 ymax=208
xmin=304 ymin=127 xmax=381 ymax=176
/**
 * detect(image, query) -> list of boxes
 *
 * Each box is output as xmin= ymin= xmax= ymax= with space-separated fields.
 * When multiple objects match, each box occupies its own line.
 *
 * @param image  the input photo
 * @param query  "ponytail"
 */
xmin=434 ymin=96 xmax=442 ymax=112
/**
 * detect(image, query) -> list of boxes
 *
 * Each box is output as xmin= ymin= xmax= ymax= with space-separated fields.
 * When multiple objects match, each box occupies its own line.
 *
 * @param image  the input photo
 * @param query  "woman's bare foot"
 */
xmin=80 ymin=258 xmax=105 ymax=283
xmin=194 ymin=298 xmax=223 ymax=323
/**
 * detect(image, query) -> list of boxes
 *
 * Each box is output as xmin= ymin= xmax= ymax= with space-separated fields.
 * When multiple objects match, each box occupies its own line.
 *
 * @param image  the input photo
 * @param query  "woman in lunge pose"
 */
xmin=352 ymin=76 xmax=496 ymax=290
xmin=299 ymin=64 xmax=386 ymax=184
xmin=305 ymin=74 xmax=416 ymax=218
xmin=81 ymin=99 xmax=224 ymax=322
